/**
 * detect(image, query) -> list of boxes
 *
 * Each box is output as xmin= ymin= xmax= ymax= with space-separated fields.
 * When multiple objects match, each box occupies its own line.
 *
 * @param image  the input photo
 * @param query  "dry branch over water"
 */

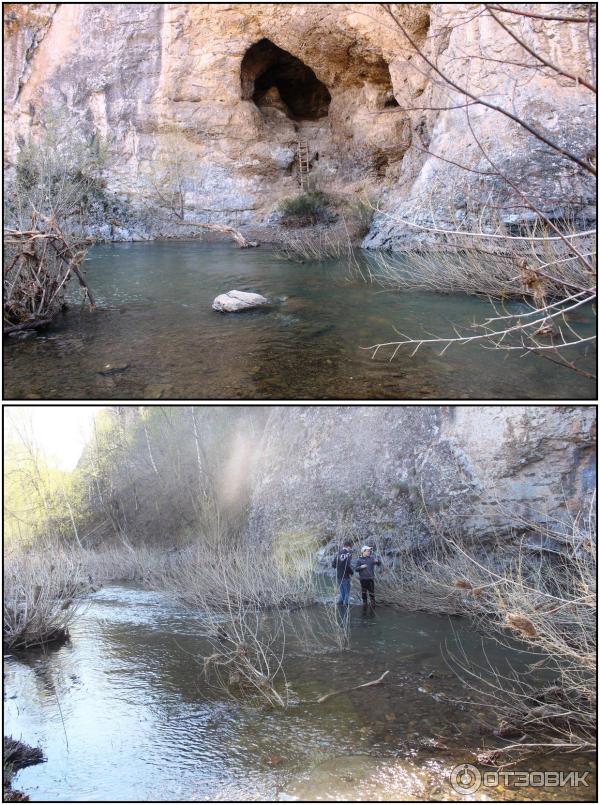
xmin=315 ymin=670 xmax=390 ymax=704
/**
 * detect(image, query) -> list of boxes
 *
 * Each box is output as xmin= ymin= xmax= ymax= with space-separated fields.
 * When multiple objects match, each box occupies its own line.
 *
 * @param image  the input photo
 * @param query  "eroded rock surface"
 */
xmin=3 ymin=4 xmax=595 ymax=243
xmin=247 ymin=406 xmax=596 ymax=550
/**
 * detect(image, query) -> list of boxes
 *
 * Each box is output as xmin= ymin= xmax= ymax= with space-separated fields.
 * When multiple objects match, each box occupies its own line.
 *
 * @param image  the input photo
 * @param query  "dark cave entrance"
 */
xmin=241 ymin=38 xmax=331 ymax=121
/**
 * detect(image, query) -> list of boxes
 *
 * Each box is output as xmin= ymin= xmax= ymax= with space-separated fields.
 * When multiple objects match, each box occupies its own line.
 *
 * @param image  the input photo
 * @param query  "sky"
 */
xmin=5 ymin=407 xmax=105 ymax=471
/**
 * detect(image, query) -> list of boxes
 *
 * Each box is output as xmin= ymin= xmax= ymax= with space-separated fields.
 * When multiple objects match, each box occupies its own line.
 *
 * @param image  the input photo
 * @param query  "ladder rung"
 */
xmin=297 ymin=139 xmax=310 ymax=186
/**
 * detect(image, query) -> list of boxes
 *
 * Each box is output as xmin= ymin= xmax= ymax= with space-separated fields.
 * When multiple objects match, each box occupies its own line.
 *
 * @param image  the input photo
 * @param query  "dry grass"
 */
xmin=370 ymin=225 xmax=595 ymax=302
xmin=364 ymin=200 xmax=596 ymax=377
xmin=165 ymin=539 xmax=317 ymax=611
xmin=75 ymin=542 xmax=169 ymax=586
xmin=2 ymin=540 xmax=168 ymax=650
xmin=275 ymin=226 xmax=356 ymax=263
xmin=3 ymin=737 xmax=44 ymax=803
xmin=3 ymin=549 xmax=87 ymax=650
xmin=378 ymin=495 xmax=597 ymax=756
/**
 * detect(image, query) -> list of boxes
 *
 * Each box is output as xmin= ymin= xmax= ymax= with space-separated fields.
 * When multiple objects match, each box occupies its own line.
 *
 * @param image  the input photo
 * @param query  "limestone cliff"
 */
xmin=247 ymin=406 xmax=596 ymax=551
xmin=3 ymin=3 xmax=595 ymax=244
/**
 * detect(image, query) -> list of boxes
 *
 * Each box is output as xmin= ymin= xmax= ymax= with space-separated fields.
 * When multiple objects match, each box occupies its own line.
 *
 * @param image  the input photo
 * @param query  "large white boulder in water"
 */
xmin=212 ymin=290 xmax=269 ymax=313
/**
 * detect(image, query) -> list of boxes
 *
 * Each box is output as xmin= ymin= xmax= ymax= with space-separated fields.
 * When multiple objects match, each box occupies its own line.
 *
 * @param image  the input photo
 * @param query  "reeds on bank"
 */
xmin=3 ymin=737 xmax=45 ymax=803
xmin=3 ymin=550 xmax=85 ymax=650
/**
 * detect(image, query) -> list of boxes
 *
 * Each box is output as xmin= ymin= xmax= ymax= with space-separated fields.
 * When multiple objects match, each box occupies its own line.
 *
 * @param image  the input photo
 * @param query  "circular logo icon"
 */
xmin=450 ymin=763 xmax=482 ymax=795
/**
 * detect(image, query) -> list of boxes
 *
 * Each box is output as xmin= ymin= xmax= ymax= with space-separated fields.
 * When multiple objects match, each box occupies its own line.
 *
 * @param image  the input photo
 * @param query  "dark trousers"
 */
xmin=360 ymin=578 xmax=375 ymax=604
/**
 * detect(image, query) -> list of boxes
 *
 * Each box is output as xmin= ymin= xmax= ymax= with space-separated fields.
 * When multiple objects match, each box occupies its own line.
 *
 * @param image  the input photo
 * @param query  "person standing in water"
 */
xmin=332 ymin=540 xmax=354 ymax=605
xmin=354 ymin=546 xmax=381 ymax=608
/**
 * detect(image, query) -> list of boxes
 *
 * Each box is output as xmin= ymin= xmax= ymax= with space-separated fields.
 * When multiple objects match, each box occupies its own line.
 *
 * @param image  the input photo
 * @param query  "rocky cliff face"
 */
xmin=247 ymin=406 xmax=596 ymax=552
xmin=3 ymin=3 xmax=595 ymax=244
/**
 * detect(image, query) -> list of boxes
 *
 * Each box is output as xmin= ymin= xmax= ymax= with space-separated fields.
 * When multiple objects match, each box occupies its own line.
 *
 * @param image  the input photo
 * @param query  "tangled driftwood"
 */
xmin=3 ymin=224 xmax=95 ymax=334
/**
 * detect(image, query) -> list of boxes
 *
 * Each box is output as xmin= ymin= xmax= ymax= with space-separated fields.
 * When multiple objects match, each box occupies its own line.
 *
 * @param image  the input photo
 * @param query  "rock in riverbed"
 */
xmin=212 ymin=290 xmax=269 ymax=313
xmin=98 ymin=363 xmax=130 ymax=376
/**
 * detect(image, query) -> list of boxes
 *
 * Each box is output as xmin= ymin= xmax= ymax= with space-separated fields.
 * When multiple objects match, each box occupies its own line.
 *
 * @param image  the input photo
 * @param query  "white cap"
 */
xmin=362 ymin=545 xmax=372 ymax=552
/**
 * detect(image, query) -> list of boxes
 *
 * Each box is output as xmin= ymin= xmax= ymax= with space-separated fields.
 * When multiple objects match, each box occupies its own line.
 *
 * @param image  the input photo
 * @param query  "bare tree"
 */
xmin=377 ymin=494 xmax=596 ymax=758
xmin=143 ymin=134 xmax=258 ymax=248
xmin=362 ymin=3 xmax=596 ymax=378
xmin=3 ymin=107 xmax=103 ymax=332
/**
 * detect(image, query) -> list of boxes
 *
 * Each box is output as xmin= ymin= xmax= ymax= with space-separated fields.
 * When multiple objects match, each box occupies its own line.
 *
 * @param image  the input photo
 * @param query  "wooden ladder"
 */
xmin=297 ymin=138 xmax=310 ymax=189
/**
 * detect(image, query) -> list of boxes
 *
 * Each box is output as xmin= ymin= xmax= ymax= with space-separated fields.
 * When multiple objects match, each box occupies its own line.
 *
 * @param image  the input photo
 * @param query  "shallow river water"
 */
xmin=3 ymin=242 xmax=595 ymax=399
xmin=4 ymin=585 xmax=595 ymax=801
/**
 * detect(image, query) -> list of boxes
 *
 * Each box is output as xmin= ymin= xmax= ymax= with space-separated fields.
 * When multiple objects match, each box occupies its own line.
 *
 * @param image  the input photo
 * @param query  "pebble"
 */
xmin=98 ymin=362 xmax=129 ymax=376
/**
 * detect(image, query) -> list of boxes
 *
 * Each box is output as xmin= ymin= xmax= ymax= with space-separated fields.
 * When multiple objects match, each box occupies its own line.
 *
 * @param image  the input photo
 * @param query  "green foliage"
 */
xmin=278 ymin=191 xmax=332 ymax=227
xmin=3 ymin=406 xmax=269 ymax=556
xmin=3 ymin=413 xmax=76 ymax=548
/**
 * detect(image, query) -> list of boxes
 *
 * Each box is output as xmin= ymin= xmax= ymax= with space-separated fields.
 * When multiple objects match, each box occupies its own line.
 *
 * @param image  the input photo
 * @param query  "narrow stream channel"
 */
xmin=3 ymin=243 xmax=595 ymax=399
xmin=4 ymin=585 xmax=595 ymax=801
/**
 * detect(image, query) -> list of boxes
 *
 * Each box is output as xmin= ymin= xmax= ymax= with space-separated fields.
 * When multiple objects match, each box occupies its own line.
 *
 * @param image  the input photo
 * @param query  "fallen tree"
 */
xmin=164 ymin=218 xmax=259 ymax=248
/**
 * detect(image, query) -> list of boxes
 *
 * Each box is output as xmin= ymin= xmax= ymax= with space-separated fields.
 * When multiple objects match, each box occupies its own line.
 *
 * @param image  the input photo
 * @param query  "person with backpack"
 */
xmin=331 ymin=540 xmax=354 ymax=605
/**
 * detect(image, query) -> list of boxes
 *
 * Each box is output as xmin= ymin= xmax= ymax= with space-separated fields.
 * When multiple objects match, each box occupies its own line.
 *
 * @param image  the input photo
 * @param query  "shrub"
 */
xmin=377 ymin=496 xmax=597 ymax=758
xmin=278 ymin=191 xmax=333 ymax=227
xmin=3 ymin=550 xmax=86 ymax=650
xmin=345 ymin=197 xmax=375 ymax=238
xmin=4 ymin=106 xmax=104 ymax=331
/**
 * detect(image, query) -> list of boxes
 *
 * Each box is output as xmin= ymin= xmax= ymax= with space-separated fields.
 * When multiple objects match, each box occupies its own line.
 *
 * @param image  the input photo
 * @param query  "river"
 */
xmin=3 ymin=242 xmax=595 ymax=399
xmin=4 ymin=585 xmax=595 ymax=801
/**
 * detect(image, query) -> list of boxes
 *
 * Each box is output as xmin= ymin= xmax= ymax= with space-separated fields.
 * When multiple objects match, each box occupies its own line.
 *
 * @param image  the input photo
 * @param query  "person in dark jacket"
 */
xmin=332 ymin=540 xmax=354 ymax=605
xmin=354 ymin=546 xmax=381 ymax=607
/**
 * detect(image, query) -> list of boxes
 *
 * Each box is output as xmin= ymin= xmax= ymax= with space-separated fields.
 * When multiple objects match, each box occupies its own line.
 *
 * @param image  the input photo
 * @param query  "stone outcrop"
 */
xmin=247 ymin=406 xmax=596 ymax=551
xmin=3 ymin=4 xmax=595 ymax=244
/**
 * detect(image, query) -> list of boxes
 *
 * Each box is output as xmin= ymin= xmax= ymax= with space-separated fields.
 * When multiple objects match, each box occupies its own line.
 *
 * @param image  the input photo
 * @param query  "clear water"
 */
xmin=4 ymin=585 xmax=595 ymax=801
xmin=3 ymin=242 xmax=595 ymax=399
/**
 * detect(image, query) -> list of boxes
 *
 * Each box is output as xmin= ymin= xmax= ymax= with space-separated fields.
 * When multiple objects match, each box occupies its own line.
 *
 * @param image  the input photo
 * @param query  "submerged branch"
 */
xmin=315 ymin=670 xmax=390 ymax=703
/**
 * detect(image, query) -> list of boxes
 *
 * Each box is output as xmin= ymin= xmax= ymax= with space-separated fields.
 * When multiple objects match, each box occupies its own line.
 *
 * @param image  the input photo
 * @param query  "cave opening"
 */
xmin=241 ymin=38 xmax=331 ymax=121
